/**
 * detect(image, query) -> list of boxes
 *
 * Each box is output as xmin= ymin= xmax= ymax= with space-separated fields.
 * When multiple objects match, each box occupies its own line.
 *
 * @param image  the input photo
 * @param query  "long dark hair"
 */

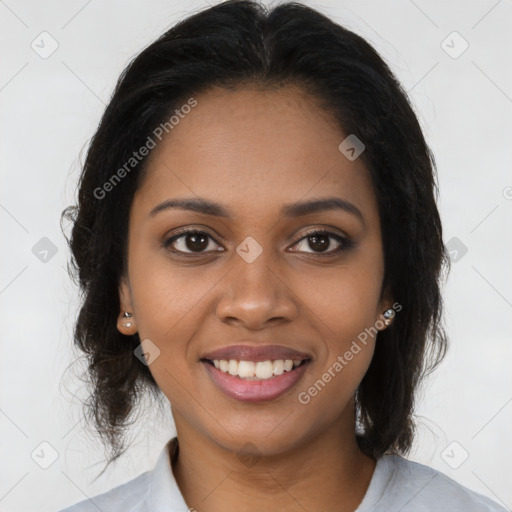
xmin=62 ymin=0 xmax=449 ymax=470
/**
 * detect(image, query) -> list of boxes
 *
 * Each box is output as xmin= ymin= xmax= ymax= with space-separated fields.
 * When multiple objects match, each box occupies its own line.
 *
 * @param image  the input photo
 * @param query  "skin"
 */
xmin=117 ymin=84 xmax=394 ymax=512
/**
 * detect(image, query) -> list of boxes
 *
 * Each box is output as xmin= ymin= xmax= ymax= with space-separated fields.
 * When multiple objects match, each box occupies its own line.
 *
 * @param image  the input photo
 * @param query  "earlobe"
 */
xmin=376 ymin=299 xmax=397 ymax=331
xmin=117 ymin=276 xmax=137 ymax=335
xmin=117 ymin=310 xmax=137 ymax=334
xmin=376 ymin=282 xmax=396 ymax=331
xmin=382 ymin=307 xmax=395 ymax=326
xmin=375 ymin=307 xmax=394 ymax=332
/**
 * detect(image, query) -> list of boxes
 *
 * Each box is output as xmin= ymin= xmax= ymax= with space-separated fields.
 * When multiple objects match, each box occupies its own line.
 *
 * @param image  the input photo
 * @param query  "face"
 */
xmin=117 ymin=84 xmax=393 ymax=457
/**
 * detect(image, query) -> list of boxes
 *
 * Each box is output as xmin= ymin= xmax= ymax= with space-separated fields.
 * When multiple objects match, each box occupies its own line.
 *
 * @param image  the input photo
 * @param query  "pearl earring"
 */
xmin=122 ymin=311 xmax=133 ymax=328
xmin=382 ymin=308 xmax=395 ymax=326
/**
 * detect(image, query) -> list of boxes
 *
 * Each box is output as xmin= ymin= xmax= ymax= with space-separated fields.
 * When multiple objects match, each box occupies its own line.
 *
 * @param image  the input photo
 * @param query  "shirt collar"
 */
xmin=148 ymin=438 xmax=395 ymax=511
xmin=147 ymin=437 xmax=190 ymax=511
xmin=355 ymin=454 xmax=399 ymax=511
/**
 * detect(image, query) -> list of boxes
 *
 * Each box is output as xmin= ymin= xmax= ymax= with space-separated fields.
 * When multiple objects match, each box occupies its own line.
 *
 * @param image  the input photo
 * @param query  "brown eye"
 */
xmin=291 ymin=230 xmax=352 ymax=256
xmin=306 ymin=233 xmax=331 ymax=252
xmin=164 ymin=230 xmax=221 ymax=254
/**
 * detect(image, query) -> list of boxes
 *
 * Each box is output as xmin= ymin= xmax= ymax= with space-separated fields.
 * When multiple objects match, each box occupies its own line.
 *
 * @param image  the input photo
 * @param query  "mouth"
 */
xmin=200 ymin=356 xmax=311 ymax=403
xmin=200 ymin=357 xmax=310 ymax=380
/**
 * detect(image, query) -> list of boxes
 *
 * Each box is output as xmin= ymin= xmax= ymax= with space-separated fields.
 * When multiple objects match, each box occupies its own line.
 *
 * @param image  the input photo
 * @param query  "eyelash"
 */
xmin=162 ymin=227 xmax=353 ymax=258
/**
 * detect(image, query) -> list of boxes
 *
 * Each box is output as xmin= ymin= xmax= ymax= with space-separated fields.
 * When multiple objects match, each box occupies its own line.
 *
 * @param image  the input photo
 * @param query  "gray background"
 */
xmin=0 ymin=1 xmax=511 ymax=511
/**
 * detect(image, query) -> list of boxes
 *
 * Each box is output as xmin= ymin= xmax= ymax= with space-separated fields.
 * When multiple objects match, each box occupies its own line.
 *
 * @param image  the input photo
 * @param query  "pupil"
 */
xmin=310 ymin=234 xmax=329 ymax=252
xmin=186 ymin=233 xmax=208 ymax=251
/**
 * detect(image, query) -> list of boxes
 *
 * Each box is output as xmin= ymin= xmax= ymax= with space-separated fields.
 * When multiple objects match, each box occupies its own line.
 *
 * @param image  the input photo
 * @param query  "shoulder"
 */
xmin=367 ymin=454 xmax=508 ymax=512
xmin=58 ymin=438 xmax=186 ymax=512
xmin=57 ymin=470 xmax=152 ymax=512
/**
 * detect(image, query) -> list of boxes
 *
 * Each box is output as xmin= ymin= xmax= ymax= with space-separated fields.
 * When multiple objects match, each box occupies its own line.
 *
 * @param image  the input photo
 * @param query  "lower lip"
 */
xmin=202 ymin=361 xmax=310 ymax=403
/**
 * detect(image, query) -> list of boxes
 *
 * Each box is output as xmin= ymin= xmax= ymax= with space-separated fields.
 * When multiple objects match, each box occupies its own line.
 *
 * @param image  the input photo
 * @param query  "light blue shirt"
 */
xmin=59 ymin=437 xmax=508 ymax=511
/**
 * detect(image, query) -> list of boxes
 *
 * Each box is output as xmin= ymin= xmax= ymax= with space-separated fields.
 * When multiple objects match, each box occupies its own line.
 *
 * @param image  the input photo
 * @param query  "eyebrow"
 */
xmin=149 ymin=196 xmax=365 ymax=226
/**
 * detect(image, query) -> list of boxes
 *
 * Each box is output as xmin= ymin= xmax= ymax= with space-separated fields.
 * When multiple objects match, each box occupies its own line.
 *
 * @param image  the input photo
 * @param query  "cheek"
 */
xmin=127 ymin=253 xmax=225 ymax=397
xmin=129 ymin=252 xmax=210 ymax=339
xmin=289 ymin=256 xmax=382 ymax=409
xmin=296 ymin=275 xmax=379 ymax=418
xmin=295 ymin=342 xmax=374 ymax=432
xmin=287 ymin=251 xmax=384 ymax=334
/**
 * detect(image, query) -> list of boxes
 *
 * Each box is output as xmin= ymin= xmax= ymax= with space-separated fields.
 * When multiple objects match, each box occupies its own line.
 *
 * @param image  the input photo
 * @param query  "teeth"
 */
xmin=228 ymin=359 xmax=238 ymax=376
xmin=273 ymin=360 xmax=284 ymax=375
xmin=255 ymin=361 xmax=274 ymax=379
xmin=237 ymin=360 xmax=255 ymax=378
xmin=210 ymin=358 xmax=305 ymax=379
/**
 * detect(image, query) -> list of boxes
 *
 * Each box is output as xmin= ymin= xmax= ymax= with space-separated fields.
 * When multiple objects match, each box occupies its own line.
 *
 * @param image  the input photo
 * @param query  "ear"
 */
xmin=117 ymin=275 xmax=137 ymax=335
xmin=376 ymin=283 xmax=396 ymax=332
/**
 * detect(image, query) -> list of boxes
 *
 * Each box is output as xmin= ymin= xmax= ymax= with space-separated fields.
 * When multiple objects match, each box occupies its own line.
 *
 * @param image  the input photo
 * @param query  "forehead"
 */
xmin=134 ymin=85 xmax=378 ymax=226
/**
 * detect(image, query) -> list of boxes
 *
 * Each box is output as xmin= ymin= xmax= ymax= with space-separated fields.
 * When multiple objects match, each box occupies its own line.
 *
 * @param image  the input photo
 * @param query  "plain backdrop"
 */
xmin=0 ymin=1 xmax=511 ymax=511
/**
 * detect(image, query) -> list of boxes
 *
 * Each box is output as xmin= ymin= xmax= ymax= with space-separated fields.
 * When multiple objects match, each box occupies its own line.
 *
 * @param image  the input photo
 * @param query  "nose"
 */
xmin=215 ymin=249 xmax=298 ymax=330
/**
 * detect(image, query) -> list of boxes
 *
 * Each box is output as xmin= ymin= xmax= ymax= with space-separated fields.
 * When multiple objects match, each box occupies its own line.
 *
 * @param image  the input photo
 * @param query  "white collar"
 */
xmin=146 ymin=437 xmax=396 ymax=511
xmin=147 ymin=437 xmax=189 ymax=511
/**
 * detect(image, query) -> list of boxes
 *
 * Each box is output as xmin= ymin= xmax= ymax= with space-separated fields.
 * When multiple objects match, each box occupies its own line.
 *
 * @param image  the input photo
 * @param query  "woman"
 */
xmin=59 ymin=0 xmax=507 ymax=510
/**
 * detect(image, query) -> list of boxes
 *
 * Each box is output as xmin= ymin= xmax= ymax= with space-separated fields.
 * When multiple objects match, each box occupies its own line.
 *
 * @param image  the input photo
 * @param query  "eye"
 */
xmin=163 ymin=229 xmax=223 ymax=254
xmin=163 ymin=227 xmax=353 ymax=257
xmin=290 ymin=229 xmax=352 ymax=256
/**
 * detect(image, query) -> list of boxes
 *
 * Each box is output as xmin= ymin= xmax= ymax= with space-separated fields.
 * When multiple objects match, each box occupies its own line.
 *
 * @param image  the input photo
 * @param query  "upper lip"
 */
xmin=200 ymin=344 xmax=311 ymax=362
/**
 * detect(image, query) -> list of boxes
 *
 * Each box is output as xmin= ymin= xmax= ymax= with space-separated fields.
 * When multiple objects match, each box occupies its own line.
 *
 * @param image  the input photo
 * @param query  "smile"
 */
xmin=207 ymin=358 xmax=305 ymax=379
xmin=201 ymin=358 xmax=311 ymax=402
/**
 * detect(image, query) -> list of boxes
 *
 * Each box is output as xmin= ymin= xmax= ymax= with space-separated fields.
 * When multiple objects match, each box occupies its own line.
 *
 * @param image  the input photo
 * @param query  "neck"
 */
xmin=171 ymin=410 xmax=376 ymax=512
